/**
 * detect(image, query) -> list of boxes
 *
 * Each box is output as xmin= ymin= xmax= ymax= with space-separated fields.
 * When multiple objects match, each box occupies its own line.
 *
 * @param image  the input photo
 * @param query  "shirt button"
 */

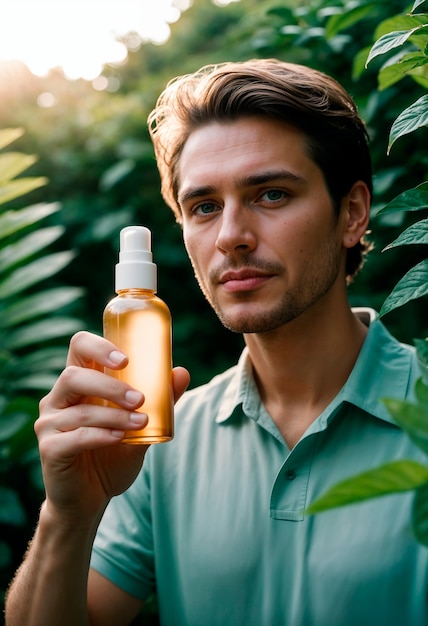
xmin=286 ymin=469 xmax=296 ymax=480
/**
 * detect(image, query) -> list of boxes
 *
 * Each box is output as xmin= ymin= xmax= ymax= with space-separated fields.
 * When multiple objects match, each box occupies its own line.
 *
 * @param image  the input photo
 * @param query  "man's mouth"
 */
xmin=219 ymin=269 xmax=274 ymax=293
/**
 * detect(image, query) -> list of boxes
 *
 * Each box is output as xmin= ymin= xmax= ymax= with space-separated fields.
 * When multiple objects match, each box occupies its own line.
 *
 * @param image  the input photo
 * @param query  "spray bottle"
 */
xmin=103 ymin=225 xmax=174 ymax=444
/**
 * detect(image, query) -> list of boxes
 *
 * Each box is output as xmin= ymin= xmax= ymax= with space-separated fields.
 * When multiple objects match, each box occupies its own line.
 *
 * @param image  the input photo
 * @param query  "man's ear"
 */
xmin=342 ymin=181 xmax=371 ymax=249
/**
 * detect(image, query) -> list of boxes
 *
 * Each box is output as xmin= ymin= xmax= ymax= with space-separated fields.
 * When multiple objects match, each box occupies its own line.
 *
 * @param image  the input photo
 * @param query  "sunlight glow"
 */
xmin=0 ymin=0 xmax=190 ymax=80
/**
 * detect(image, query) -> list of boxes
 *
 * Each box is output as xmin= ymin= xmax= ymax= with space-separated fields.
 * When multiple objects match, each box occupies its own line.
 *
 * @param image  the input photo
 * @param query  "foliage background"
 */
xmin=0 ymin=0 xmax=427 ymax=623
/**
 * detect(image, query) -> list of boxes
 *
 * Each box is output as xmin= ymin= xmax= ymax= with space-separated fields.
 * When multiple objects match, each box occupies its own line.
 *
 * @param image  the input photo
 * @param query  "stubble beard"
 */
xmin=192 ymin=240 xmax=343 ymax=335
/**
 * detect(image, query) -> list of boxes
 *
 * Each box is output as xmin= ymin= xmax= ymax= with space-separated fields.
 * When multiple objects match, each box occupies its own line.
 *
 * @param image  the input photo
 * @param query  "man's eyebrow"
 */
xmin=178 ymin=170 xmax=306 ymax=206
xmin=178 ymin=185 xmax=216 ymax=205
xmin=236 ymin=169 xmax=306 ymax=187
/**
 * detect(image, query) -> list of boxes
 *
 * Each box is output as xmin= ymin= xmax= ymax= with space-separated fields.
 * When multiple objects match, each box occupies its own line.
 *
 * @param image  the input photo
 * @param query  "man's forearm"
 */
xmin=5 ymin=501 xmax=101 ymax=626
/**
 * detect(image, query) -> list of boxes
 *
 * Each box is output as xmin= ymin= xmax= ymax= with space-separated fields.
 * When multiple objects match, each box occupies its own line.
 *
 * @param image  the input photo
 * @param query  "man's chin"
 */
xmin=218 ymin=314 xmax=285 ymax=335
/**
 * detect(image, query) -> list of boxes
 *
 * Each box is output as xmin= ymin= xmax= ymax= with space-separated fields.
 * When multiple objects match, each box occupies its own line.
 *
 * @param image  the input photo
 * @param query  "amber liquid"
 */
xmin=103 ymin=289 xmax=174 ymax=444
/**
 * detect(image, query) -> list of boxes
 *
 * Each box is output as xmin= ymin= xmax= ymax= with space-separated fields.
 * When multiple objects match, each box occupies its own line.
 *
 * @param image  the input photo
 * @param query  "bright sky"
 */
xmin=0 ymin=0 xmax=195 ymax=81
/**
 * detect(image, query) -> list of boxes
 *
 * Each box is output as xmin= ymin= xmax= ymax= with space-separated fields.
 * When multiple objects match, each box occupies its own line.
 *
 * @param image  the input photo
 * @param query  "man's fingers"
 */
xmin=66 ymin=331 xmax=128 ymax=371
xmin=41 ymin=366 xmax=144 ymax=412
xmin=36 ymin=403 xmax=148 ymax=453
xmin=172 ymin=366 xmax=190 ymax=403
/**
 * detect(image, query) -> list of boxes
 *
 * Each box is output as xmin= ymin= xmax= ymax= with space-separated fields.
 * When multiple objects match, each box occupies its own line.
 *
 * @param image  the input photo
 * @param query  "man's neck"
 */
xmin=243 ymin=305 xmax=368 ymax=449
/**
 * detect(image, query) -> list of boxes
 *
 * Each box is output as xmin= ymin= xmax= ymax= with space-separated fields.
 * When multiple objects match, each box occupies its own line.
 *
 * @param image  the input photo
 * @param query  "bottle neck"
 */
xmin=116 ymin=288 xmax=155 ymax=296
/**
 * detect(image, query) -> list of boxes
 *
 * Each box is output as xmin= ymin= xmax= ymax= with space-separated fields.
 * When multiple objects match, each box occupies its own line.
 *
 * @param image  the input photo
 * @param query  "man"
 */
xmin=5 ymin=59 xmax=428 ymax=625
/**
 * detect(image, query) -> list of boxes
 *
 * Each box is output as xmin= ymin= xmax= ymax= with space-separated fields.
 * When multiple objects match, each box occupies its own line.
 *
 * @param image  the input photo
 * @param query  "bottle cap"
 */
xmin=115 ymin=226 xmax=157 ymax=291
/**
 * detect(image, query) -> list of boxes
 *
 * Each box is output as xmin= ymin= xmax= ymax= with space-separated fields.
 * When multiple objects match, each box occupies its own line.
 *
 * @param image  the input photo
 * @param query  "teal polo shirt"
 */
xmin=91 ymin=310 xmax=428 ymax=625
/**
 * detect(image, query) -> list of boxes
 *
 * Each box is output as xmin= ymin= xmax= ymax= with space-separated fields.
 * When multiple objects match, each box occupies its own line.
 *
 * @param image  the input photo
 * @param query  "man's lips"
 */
xmin=219 ymin=269 xmax=274 ymax=293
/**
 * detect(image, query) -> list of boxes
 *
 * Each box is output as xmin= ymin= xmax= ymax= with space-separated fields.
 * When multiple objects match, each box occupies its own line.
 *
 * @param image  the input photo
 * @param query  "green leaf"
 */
xmin=378 ymin=53 xmax=428 ymax=90
xmin=383 ymin=397 xmax=428 ymax=454
xmin=352 ymin=45 xmax=371 ymax=79
xmin=0 ymin=487 xmax=26 ymax=526
xmin=375 ymin=183 xmax=428 ymax=216
xmin=0 ymin=287 xmax=83 ymax=327
xmin=413 ymin=482 xmax=428 ymax=546
xmin=366 ymin=29 xmax=421 ymax=67
xmin=379 ymin=260 xmax=428 ymax=316
xmin=99 ymin=159 xmax=135 ymax=192
xmin=307 ymin=460 xmax=428 ymax=514
xmin=0 ymin=202 xmax=60 ymax=240
xmin=0 ymin=128 xmax=24 ymax=150
xmin=0 ymin=177 xmax=48 ymax=205
xmin=325 ymin=3 xmax=378 ymax=39
xmin=389 ymin=94 xmax=428 ymax=152
xmin=15 ymin=346 xmax=69 ymax=370
xmin=3 ymin=317 xmax=82 ymax=350
xmin=10 ymin=373 xmax=64 ymax=391
xmin=374 ymin=13 xmax=428 ymax=39
xmin=0 ymin=251 xmax=75 ymax=298
xmin=383 ymin=218 xmax=428 ymax=250
xmin=0 ymin=226 xmax=65 ymax=272
xmin=0 ymin=152 xmax=38 ymax=184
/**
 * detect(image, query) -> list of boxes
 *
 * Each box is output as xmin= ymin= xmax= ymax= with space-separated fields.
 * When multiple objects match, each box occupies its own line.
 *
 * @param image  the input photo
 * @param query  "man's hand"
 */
xmin=36 ymin=331 xmax=190 ymax=525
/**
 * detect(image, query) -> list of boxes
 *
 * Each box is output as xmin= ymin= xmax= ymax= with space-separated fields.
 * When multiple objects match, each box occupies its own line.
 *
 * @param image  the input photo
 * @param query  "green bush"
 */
xmin=307 ymin=0 xmax=428 ymax=547
xmin=0 ymin=129 xmax=83 ymax=606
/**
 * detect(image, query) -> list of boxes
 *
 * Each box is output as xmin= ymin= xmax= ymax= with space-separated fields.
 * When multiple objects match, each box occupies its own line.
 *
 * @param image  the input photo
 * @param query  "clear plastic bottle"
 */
xmin=103 ymin=226 xmax=174 ymax=444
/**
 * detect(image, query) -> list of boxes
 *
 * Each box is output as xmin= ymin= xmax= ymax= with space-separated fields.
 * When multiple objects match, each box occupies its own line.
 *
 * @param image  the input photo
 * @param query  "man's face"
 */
xmin=177 ymin=116 xmax=349 ymax=334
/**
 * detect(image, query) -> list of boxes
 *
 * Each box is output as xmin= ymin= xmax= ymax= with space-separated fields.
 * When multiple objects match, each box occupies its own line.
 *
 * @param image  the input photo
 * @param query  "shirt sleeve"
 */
xmin=90 ymin=453 xmax=156 ymax=601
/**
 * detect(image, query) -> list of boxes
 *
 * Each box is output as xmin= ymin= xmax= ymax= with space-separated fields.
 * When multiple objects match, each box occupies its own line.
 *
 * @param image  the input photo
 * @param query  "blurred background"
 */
xmin=0 ymin=0 xmax=427 ymax=623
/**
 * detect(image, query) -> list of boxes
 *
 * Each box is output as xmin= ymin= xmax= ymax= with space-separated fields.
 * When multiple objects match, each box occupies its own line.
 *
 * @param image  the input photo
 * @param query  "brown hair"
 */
xmin=148 ymin=58 xmax=373 ymax=281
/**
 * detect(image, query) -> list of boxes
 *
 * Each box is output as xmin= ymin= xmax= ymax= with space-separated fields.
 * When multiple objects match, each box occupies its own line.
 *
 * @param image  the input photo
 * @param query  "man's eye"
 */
xmin=193 ymin=202 xmax=218 ymax=215
xmin=262 ymin=189 xmax=286 ymax=202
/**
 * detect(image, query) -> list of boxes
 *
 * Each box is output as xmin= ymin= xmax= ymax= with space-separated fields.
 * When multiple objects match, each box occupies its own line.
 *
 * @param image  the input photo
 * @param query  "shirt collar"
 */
xmin=215 ymin=308 xmax=417 ymax=426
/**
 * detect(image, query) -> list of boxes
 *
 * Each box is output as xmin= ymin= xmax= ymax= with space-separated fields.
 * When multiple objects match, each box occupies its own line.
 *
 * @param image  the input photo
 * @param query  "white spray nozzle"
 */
xmin=115 ymin=225 xmax=157 ymax=292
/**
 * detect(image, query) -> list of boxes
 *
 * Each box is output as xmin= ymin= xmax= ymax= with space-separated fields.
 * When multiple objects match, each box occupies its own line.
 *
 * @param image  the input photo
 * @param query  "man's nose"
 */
xmin=215 ymin=203 xmax=257 ymax=254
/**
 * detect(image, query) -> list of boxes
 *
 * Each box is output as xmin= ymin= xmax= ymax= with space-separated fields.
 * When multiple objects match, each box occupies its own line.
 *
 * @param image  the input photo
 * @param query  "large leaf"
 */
xmin=306 ymin=460 xmax=428 ymax=514
xmin=379 ymin=260 xmax=428 ymax=316
xmin=389 ymin=94 xmax=428 ymax=152
xmin=383 ymin=397 xmax=428 ymax=455
xmin=0 ymin=226 xmax=65 ymax=272
xmin=412 ymin=0 xmax=427 ymax=11
xmin=378 ymin=53 xmax=428 ymax=90
xmin=0 ymin=251 xmax=76 ymax=298
xmin=383 ymin=218 xmax=428 ymax=250
xmin=374 ymin=13 xmax=428 ymax=39
xmin=0 ymin=128 xmax=24 ymax=151
xmin=9 ymin=372 xmax=63 ymax=391
xmin=15 ymin=346 xmax=69 ymax=373
xmin=366 ymin=27 xmax=426 ymax=67
xmin=0 ymin=287 xmax=83 ymax=327
xmin=0 ymin=177 xmax=48 ymax=206
xmin=0 ymin=153 xmax=38 ymax=184
xmin=0 ymin=351 xmax=68 ymax=390
xmin=2 ymin=317 xmax=82 ymax=350
xmin=325 ymin=3 xmax=378 ymax=39
xmin=99 ymin=158 xmax=135 ymax=192
xmin=374 ymin=182 xmax=428 ymax=217
xmin=0 ymin=203 xmax=60 ymax=241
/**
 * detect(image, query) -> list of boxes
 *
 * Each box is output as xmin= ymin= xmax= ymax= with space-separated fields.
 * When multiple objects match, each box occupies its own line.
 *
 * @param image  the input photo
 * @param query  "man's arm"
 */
xmin=88 ymin=570 xmax=144 ymax=626
xmin=5 ymin=331 xmax=189 ymax=626
xmin=6 ymin=503 xmax=98 ymax=626
xmin=6 ymin=506 xmax=144 ymax=626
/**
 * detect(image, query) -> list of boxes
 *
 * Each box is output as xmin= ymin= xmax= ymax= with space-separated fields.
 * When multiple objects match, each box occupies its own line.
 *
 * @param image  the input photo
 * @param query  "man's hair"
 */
xmin=148 ymin=58 xmax=373 ymax=281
